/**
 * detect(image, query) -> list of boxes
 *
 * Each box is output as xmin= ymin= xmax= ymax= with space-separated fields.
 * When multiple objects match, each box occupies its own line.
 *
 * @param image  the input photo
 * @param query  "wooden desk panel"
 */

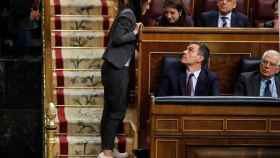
xmin=150 ymin=102 xmax=280 ymax=158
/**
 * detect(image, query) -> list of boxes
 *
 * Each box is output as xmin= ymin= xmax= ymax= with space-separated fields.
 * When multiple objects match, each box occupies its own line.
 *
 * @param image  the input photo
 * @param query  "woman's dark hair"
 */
xmin=163 ymin=0 xmax=184 ymax=13
xmin=158 ymin=0 xmax=193 ymax=26
xmin=127 ymin=0 xmax=149 ymax=22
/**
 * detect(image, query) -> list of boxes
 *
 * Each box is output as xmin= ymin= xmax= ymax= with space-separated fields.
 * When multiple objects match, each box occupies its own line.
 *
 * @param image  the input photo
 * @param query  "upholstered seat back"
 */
xmin=238 ymin=58 xmax=260 ymax=74
xmin=254 ymin=0 xmax=274 ymax=27
xmin=160 ymin=56 xmax=181 ymax=74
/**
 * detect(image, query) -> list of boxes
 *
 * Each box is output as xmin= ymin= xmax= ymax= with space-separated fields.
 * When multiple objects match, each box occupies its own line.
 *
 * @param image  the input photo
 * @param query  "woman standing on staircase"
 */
xmin=98 ymin=1 xmax=151 ymax=158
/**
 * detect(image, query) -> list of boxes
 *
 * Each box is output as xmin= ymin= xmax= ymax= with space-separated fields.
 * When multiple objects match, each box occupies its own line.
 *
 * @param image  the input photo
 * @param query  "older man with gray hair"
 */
xmin=234 ymin=50 xmax=280 ymax=97
xmin=197 ymin=0 xmax=249 ymax=27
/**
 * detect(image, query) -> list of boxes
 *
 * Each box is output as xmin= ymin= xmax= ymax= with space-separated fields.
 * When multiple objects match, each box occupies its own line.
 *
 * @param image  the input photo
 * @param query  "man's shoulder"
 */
xmin=201 ymin=10 xmax=218 ymax=18
xmin=201 ymin=68 xmax=218 ymax=79
xmin=232 ymin=11 xmax=248 ymax=20
xmin=240 ymin=71 xmax=258 ymax=79
xmin=275 ymin=73 xmax=280 ymax=80
xmin=119 ymin=8 xmax=135 ymax=18
xmin=120 ymin=8 xmax=134 ymax=14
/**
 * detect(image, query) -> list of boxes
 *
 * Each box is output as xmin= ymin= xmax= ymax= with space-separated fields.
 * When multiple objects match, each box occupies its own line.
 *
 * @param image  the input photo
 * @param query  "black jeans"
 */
xmin=101 ymin=61 xmax=129 ymax=150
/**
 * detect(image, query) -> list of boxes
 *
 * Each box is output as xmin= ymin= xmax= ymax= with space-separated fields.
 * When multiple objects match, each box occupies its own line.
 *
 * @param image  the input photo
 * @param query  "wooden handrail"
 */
xmin=43 ymin=0 xmax=55 ymax=157
xmin=43 ymin=0 xmax=53 ymax=108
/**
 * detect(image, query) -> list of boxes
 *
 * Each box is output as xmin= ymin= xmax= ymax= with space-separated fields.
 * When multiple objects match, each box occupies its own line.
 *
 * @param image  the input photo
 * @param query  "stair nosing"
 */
xmin=52 ymin=46 xmax=106 ymax=49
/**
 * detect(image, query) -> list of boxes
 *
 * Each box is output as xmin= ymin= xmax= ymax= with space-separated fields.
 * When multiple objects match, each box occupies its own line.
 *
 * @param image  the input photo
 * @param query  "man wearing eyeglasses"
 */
xmin=234 ymin=50 xmax=280 ymax=97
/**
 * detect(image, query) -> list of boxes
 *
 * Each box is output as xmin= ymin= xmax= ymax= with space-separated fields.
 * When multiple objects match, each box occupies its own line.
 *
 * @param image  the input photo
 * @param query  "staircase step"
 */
xmin=51 ymin=15 xmax=114 ymax=30
xmin=50 ymin=0 xmax=117 ymax=16
xmin=52 ymin=47 xmax=104 ymax=69
xmin=56 ymin=106 xmax=102 ymax=135
xmin=54 ymin=70 xmax=102 ymax=88
xmin=54 ymin=135 xmax=134 ymax=157
xmin=53 ymin=135 xmax=134 ymax=157
xmin=52 ymin=30 xmax=108 ymax=47
xmin=55 ymin=106 xmax=136 ymax=136
xmin=54 ymin=88 xmax=104 ymax=106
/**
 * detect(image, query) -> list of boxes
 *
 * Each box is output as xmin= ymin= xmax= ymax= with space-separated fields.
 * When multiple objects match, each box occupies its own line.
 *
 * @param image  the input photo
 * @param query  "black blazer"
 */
xmin=102 ymin=8 xmax=137 ymax=69
xmin=156 ymin=59 xmax=220 ymax=96
xmin=234 ymin=71 xmax=280 ymax=97
xmin=197 ymin=10 xmax=249 ymax=27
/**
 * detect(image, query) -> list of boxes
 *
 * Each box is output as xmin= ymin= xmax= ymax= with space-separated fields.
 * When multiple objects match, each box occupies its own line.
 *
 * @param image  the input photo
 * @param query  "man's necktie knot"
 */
xmin=264 ymin=80 xmax=272 ymax=97
xmin=186 ymin=73 xmax=194 ymax=96
xmin=221 ymin=16 xmax=228 ymax=27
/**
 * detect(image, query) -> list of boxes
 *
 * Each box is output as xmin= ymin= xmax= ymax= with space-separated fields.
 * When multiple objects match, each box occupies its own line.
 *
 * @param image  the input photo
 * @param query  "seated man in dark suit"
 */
xmin=197 ymin=0 xmax=249 ymax=27
xmin=234 ymin=50 xmax=280 ymax=97
xmin=157 ymin=42 xmax=220 ymax=96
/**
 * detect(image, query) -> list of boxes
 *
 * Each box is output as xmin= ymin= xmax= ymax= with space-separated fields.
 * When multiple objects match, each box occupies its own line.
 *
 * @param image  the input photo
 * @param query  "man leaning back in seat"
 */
xmin=234 ymin=50 xmax=280 ymax=97
xmin=156 ymin=42 xmax=220 ymax=96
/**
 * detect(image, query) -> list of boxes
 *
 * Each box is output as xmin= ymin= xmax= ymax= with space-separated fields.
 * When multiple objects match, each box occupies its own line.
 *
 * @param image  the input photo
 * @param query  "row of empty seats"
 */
xmin=144 ymin=0 xmax=275 ymax=27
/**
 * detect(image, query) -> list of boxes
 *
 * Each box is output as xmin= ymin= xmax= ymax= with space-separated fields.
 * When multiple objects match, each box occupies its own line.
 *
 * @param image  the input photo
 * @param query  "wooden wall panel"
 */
xmin=155 ymin=118 xmax=180 ymax=132
xmin=155 ymin=139 xmax=179 ymax=158
xmin=270 ymin=119 xmax=280 ymax=132
xmin=210 ymin=53 xmax=252 ymax=94
xmin=183 ymin=118 xmax=224 ymax=131
xmin=186 ymin=146 xmax=280 ymax=158
xmin=226 ymin=119 xmax=267 ymax=131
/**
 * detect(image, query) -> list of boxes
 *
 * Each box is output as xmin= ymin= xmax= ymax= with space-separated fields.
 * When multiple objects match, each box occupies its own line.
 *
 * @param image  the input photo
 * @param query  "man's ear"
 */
xmin=198 ymin=55 xmax=204 ymax=63
xmin=233 ymin=1 xmax=237 ymax=9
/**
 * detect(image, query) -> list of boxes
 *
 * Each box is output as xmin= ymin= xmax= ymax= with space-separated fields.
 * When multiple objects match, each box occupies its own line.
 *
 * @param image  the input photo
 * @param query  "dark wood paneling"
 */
xmin=187 ymin=146 xmax=280 ymax=158
xmin=270 ymin=119 xmax=280 ymax=132
xmin=210 ymin=53 xmax=252 ymax=94
xmin=226 ymin=119 xmax=267 ymax=131
xmin=156 ymin=118 xmax=180 ymax=132
xmin=183 ymin=118 xmax=224 ymax=131
xmin=155 ymin=139 xmax=178 ymax=158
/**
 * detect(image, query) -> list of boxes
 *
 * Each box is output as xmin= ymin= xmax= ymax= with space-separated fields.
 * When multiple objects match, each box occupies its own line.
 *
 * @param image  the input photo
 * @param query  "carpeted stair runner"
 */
xmin=47 ymin=0 xmax=137 ymax=157
xmin=52 ymin=48 xmax=104 ymax=69
xmin=50 ymin=0 xmax=117 ymax=16
xmin=54 ymin=70 xmax=102 ymax=88
xmin=51 ymin=15 xmax=114 ymax=30
xmin=53 ymin=135 xmax=134 ymax=157
xmin=52 ymin=30 xmax=108 ymax=47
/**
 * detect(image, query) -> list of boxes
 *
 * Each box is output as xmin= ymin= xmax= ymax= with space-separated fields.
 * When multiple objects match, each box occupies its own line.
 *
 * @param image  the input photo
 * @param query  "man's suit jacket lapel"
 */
xmin=231 ymin=11 xmax=238 ymax=27
xmin=195 ymin=69 xmax=207 ymax=96
xmin=250 ymin=73 xmax=261 ymax=96
xmin=212 ymin=11 xmax=219 ymax=27
xmin=275 ymin=75 xmax=280 ymax=97
xmin=179 ymin=72 xmax=187 ymax=96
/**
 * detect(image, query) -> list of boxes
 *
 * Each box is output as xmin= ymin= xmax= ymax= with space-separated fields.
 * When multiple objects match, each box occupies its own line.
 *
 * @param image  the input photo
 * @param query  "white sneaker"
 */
xmin=113 ymin=149 xmax=128 ymax=158
xmin=97 ymin=152 xmax=113 ymax=158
